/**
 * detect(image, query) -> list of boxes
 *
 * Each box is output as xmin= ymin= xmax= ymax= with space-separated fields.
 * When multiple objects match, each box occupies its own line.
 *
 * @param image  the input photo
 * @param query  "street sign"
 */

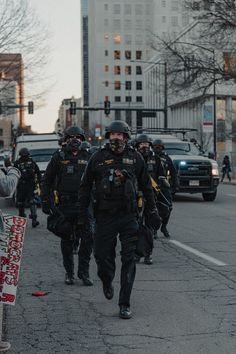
xmin=203 ymin=105 xmax=214 ymax=133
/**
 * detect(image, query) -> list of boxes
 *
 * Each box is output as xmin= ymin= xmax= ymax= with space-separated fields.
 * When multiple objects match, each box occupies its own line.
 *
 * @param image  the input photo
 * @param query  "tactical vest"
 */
xmin=17 ymin=159 xmax=36 ymax=183
xmin=57 ymin=150 xmax=90 ymax=197
xmin=93 ymin=147 xmax=137 ymax=213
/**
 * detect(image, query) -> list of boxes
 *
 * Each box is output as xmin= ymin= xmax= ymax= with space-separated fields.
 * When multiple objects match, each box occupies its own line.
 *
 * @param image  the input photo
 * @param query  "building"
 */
xmin=55 ymin=97 xmax=83 ymax=134
xmin=0 ymin=53 xmax=24 ymax=129
xmin=81 ymin=0 xmax=155 ymax=136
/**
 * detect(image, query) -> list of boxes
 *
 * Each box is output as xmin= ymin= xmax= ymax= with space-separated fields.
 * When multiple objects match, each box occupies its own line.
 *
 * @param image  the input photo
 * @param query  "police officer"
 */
xmin=14 ymin=148 xmax=41 ymax=227
xmin=135 ymin=134 xmax=166 ymax=263
xmin=41 ymin=126 xmax=93 ymax=286
xmin=77 ymin=120 xmax=160 ymax=319
xmin=152 ymin=139 xmax=179 ymax=238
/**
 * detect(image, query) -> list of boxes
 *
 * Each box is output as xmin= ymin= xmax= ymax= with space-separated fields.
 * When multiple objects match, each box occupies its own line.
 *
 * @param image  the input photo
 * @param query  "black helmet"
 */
xmin=64 ymin=126 xmax=85 ymax=141
xmin=19 ymin=147 xmax=30 ymax=157
xmin=80 ymin=141 xmax=91 ymax=150
xmin=105 ymin=120 xmax=131 ymax=139
xmin=135 ymin=134 xmax=152 ymax=147
xmin=152 ymin=139 xmax=164 ymax=149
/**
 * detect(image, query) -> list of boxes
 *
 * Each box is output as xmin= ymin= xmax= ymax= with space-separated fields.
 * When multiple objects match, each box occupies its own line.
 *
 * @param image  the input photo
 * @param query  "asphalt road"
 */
xmin=1 ymin=183 xmax=236 ymax=354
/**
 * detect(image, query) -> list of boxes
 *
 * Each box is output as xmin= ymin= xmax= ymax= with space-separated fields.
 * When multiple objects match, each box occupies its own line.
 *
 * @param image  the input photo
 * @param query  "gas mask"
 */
xmin=138 ymin=146 xmax=150 ymax=158
xmin=109 ymin=139 xmax=126 ymax=154
xmin=67 ymin=137 xmax=81 ymax=152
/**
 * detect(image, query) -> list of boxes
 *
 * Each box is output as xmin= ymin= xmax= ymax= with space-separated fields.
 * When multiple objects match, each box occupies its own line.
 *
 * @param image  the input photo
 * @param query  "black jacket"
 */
xmin=78 ymin=146 xmax=156 ymax=214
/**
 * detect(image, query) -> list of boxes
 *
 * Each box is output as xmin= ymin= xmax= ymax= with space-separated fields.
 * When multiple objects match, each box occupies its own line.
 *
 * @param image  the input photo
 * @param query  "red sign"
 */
xmin=0 ymin=214 xmax=27 ymax=305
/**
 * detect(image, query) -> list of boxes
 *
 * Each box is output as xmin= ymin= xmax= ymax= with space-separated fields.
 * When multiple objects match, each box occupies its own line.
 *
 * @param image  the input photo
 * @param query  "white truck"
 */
xmin=12 ymin=133 xmax=60 ymax=174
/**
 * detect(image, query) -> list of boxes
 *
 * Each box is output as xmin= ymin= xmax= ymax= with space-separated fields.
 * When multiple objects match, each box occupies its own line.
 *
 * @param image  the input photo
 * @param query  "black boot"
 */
xmin=78 ymin=272 xmax=93 ymax=286
xmin=102 ymin=282 xmax=114 ymax=300
xmin=161 ymin=225 xmax=170 ymax=238
xmin=119 ymin=305 xmax=132 ymax=319
xmin=32 ymin=219 xmax=39 ymax=228
xmin=144 ymin=255 xmax=153 ymax=265
xmin=65 ymin=273 xmax=74 ymax=285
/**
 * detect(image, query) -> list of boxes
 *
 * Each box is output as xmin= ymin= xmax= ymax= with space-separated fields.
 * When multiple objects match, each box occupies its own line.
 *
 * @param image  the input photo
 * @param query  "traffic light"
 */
xmin=104 ymin=100 xmax=111 ymax=115
xmin=70 ymin=101 xmax=76 ymax=115
xmin=0 ymin=102 xmax=2 ymax=115
xmin=28 ymin=101 xmax=34 ymax=114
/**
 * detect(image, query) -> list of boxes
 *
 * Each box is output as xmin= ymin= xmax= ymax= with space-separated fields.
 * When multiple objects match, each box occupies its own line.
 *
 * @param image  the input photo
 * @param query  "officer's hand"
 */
xmin=4 ymin=157 xmax=11 ymax=168
xmin=148 ymin=208 xmax=161 ymax=230
xmin=42 ymin=200 xmax=51 ymax=215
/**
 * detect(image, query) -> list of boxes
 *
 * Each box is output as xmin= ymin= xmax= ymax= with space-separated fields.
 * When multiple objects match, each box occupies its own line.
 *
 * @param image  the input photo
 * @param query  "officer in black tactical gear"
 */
xmin=152 ymin=139 xmax=179 ymax=238
xmin=41 ymin=126 xmax=93 ymax=286
xmin=14 ymin=148 xmax=41 ymax=227
xmin=135 ymin=134 xmax=166 ymax=263
xmin=78 ymin=120 xmax=160 ymax=319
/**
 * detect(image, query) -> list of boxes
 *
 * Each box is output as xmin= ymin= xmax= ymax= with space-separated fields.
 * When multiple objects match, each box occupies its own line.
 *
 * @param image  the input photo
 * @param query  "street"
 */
xmin=2 ymin=183 xmax=236 ymax=354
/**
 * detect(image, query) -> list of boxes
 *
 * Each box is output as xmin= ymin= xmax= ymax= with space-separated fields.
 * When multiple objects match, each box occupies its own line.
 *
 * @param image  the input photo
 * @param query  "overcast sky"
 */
xmin=25 ymin=0 xmax=82 ymax=133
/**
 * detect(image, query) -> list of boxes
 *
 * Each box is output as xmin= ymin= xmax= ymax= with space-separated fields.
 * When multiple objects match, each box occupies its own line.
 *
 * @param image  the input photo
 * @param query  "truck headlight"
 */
xmin=211 ymin=163 xmax=219 ymax=176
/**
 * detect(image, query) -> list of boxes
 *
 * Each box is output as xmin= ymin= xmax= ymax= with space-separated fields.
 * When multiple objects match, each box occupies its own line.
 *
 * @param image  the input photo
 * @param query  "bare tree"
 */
xmin=151 ymin=0 xmax=236 ymax=97
xmin=0 ymin=0 xmax=51 ymax=109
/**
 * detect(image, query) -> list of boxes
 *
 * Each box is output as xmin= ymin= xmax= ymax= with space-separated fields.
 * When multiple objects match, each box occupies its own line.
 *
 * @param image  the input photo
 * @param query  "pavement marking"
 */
xmin=226 ymin=194 xmax=236 ymax=197
xmin=170 ymin=240 xmax=227 ymax=266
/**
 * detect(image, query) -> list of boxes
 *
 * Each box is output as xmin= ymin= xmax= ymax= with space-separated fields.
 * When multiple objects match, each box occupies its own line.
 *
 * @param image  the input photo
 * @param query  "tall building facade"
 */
xmin=55 ymin=97 xmax=83 ymax=134
xmin=81 ymin=0 xmax=154 ymax=135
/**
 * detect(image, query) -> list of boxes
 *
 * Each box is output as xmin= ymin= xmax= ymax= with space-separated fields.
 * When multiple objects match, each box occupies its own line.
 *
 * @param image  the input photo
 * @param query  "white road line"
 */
xmin=170 ymin=240 xmax=227 ymax=266
xmin=226 ymin=194 xmax=236 ymax=197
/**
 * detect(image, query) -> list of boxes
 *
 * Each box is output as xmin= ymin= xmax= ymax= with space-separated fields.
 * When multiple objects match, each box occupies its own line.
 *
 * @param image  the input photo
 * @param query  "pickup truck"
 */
xmin=151 ymin=135 xmax=220 ymax=201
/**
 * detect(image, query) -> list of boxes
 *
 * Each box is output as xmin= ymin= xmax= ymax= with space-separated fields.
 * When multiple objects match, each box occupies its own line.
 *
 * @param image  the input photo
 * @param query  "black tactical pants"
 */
xmin=16 ymin=183 xmax=37 ymax=219
xmin=94 ymin=211 xmax=139 ymax=307
xmin=157 ymin=187 xmax=172 ymax=226
xmin=61 ymin=218 xmax=93 ymax=278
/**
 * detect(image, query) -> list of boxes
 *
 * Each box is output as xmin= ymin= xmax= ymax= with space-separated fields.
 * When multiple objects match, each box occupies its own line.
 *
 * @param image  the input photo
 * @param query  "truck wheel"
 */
xmin=202 ymin=190 xmax=217 ymax=201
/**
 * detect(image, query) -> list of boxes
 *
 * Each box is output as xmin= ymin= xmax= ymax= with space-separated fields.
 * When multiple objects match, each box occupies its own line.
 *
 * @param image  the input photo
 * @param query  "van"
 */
xmin=13 ymin=133 xmax=60 ymax=174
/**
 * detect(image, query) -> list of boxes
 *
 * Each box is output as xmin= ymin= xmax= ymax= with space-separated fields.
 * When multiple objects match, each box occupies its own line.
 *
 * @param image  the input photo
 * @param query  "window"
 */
xmin=125 ymin=66 xmax=132 ymax=75
xmin=105 ymin=50 xmax=109 ymax=56
xmin=114 ymin=65 xmax=121 ymax=75
xmin=171 ymin=1 xmax=178 ymax=11
xmin=104 ymin=19 xmax=109 ymax=27
xmin=135 ymin=19 xmax=143 ymax=30
xmin=135 ymin=4 xmax=143 ymax=15
xmin=115 ymin=81 xmax=121 ymax=90
xmin=125 ymin=34 xmax=132 ymax=45
xmin=162 ymin=0 xmax=166 ymax=7
xmin=114 ymin=4 xmax=120 ymax=14
xmin=115 ymin=110 xmax=121 ymax=120
xmin=136 ymin=81 xmax=142 ymax=90
xmin=113 ymin=19 xmax=121 ymax=31
xmin=114 ymin=50 xmax=121 ymax=59
xmin=125 ymin=110 xmax=132 ymax=126
xmin=105 ymin=65 xmax=109 ymax=72
xmin=104 ymin=81 xmax=109 ymax=87
xmin=223 ymin=52 xmax=236 ymax=75
xmin=182 ymin=14 xmax=189 ymax=27
xmin=115 ymin=96 xmax=121 ymax=102
xmin=125 ymin=51 xmax=132 ymax=59
xmin=136 ymin=51 xmax=142 ymax=60
xmin=124 ymin=4 xmax=131 ymax=15
xmin=126 ymin=96 xmax=132 ymax=102
xmin=0 ymin=129 xmax=3 ymax=136
xmin=136 ymin=66 xmax=142 ymax=75
xmin=113 ymin=34 xmax=122 ymax=44
xmin=171 ymin=16 xmax=178 ymax=27
xmin=104 ymin=4 xmax=108 ymax=10
xmin=162 ymin=16 xmax=166 ymax=23
xmin=125 ymin=19 xmax=132 ymax=30
xmin=126 ymin=81 xmax=132 ymax=90
xmin=136 ymin=96 xmax=143 ymax=102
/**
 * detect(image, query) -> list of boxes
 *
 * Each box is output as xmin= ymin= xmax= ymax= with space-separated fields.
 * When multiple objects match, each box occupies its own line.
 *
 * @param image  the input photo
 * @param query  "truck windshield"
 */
xmin=29 ymin=148 xmax=58 ymax=162
xmin=164 ymin=142 xmax=202 ymax=156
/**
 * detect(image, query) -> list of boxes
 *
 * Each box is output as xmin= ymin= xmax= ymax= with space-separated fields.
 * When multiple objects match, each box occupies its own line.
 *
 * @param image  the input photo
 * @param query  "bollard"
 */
xmin=0 ymin=303 xmax=10 ymax=351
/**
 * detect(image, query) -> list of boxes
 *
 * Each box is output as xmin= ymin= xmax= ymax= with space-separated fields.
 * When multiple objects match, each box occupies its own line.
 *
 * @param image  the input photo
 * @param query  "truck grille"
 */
xmin=178 ymin=162 xmax=211 ymax=177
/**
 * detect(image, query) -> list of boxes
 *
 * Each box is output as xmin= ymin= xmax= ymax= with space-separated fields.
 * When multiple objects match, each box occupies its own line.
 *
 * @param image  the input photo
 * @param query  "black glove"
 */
xmin=42 ymin=199 xmax=51 ymax=215
xmin=147 ymin=208 xmax=161 ymax=230
xmin=4 ymin=157 xmax=12 ymax=168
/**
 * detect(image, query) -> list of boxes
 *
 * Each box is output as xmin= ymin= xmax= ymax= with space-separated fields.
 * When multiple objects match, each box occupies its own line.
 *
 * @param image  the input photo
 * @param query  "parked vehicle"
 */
xmin=12 ymin=133 xmax=60 ymax=174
